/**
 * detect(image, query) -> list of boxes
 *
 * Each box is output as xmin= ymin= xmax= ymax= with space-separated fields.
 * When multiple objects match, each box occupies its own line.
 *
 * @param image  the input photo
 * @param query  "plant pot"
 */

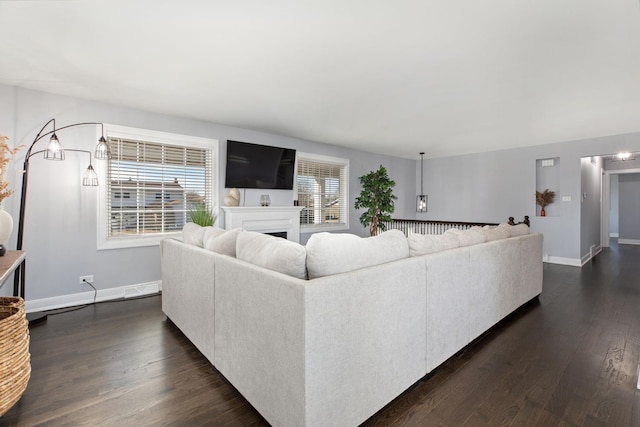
xmin=540 ymin=208 xmax=546 ymax=217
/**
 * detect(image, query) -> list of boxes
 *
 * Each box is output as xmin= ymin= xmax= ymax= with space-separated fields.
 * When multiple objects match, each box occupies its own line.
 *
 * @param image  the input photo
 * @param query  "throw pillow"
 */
xmin=305 ymin=229 xmax=409 ymax=279
xmin=203 ymin=227 xmax=243 ymax=257
xmin=236 ymin=231 xmax=307 ymax=279
xmin=182 ymin=223 xmax=209 ymax=247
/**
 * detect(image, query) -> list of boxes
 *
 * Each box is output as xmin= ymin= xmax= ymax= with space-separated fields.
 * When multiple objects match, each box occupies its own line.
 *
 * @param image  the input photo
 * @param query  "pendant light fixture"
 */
xmin=416 ymin=152 xmax=427 ymax=212
xmin=94 ymin=124 xmax=111 ymax=160
xmin=82 ymin=163 xmax=99 ymax=186
xmin=44 ymin=132 xmax=65 ymax=160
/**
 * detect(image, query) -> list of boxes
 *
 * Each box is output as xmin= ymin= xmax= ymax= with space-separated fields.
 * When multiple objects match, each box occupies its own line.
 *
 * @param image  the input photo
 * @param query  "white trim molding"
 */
xmin=580 ymin=244 xmax=602 ymax=266
xmin=296 ymin=151 xmax=349 ymax=233
xmin=543 ymin=255 xmax=582 ymax=267
xmin=97 ymin=124 xmax=219 ymax=250
xmin=618 ymin=239 xmax=640 ymax=245
xmin=25 ymin=280 xmax=162 ymax=313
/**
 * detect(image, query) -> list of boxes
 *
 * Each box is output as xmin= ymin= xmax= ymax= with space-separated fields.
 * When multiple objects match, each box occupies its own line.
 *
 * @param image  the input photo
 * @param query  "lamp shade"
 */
xmin=95 ymin=136 xmax=111 ymax=160
xmin=44 ymin=133 xmax=65 ymax=160
xmin=82 ymin=164 xmax=99 ymax=186
xmin=416 ymin=195 xmax=427 ymax=212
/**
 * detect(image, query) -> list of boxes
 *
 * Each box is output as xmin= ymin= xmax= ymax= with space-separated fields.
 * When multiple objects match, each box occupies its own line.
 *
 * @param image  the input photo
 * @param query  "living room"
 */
xmin=1 ymin=1 xmax=640 ymax=425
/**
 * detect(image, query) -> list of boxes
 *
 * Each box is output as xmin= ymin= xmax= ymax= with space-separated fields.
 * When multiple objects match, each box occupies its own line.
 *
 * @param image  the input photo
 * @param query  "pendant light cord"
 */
xmin=420 ymin=152 xmax=425 ymax=194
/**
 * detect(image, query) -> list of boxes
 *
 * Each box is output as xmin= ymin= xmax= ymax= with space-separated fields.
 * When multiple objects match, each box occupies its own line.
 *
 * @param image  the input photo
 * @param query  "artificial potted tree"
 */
xmin=536 ymin=189 xmax=555 ymax=217
xmin=354 ymin=165 xmax=397 ymax=236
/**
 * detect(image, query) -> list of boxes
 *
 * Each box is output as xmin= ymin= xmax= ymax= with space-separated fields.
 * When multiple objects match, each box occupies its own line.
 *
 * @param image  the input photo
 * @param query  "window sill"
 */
xmin=97 ymin=231 xmax=181 ymax=250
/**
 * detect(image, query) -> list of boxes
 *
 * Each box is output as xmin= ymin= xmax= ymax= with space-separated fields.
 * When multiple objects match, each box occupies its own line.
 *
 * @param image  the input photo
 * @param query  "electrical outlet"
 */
xmin=79 ymin=275 xmax=94 ymax=285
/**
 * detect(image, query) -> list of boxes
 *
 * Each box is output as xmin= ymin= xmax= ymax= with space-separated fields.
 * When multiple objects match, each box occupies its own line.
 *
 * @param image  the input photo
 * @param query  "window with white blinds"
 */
xmin=97 ymin=125 xmax=217 ymax=249
xmin=296 ymin=153 xmax=349 ymax=232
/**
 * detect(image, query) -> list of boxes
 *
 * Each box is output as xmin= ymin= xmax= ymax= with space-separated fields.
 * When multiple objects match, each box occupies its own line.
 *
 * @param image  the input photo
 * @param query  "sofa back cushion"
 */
xmin=305 ymin=229 xmax=409 ymax=279
xmin=444 ymin=226 xmax=488 ymax=247
xmin=509 ymin=223 xmax=530 ymax=237
xmin=483 ymin=223 xmax=512 ymax=241
xmin=204 ymin=227 xmax=243 ymax=257
xmin=236 ymin=231 xmax=308 ymax=279
xmin=182 ymin=223 xmax=210 ymax=247
xmin=408 ymin=232 xmax=460 ymax=256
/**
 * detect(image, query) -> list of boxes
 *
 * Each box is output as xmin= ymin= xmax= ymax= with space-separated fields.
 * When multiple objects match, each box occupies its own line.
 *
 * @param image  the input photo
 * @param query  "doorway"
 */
xmin=602 ymin=167 xmax=640 ymax=248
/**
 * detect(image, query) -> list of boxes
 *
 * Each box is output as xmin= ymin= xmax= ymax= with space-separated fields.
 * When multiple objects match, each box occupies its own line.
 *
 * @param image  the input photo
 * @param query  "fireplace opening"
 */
xmin=265 ymin=231 xmax=287 ymax=239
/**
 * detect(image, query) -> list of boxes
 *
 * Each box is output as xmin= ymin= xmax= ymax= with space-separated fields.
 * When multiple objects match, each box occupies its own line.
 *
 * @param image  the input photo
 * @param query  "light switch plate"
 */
xmin=562 ymin=196 xmax=571 ymax=202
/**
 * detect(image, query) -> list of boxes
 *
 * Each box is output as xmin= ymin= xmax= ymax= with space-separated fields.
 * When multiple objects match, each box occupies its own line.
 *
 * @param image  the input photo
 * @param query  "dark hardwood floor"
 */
xmin=2 ymin=240 xmax=640 ymax=426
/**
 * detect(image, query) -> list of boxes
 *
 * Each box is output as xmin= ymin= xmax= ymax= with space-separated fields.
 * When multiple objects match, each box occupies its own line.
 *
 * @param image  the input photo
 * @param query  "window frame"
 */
xmin=295 ymin=152 xmax=349 ymax=234
xmin=97 ymin=124 xmax=218 ymax=250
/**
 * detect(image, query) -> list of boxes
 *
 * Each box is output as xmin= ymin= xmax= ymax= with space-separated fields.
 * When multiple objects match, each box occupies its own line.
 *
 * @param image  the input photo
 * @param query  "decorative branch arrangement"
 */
xmin=0 ymin=135 xmax=23 ymax=205
xmin=535 ymin=189 xmax=555 ymax=216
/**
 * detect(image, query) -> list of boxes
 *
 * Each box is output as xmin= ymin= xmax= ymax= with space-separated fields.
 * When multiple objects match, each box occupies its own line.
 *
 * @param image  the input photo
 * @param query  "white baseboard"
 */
xmin=25 ymin=280 xmax=162 ymax=313
xmin=610 ymin=232 xmax=619 ymax=238
xmin=543 ymin=255 xmax=582 ymax=267
xmin=618 ymin=239 xmax=640 ymax=246
xmin=580 ymin=244 xmax=602 ymax=266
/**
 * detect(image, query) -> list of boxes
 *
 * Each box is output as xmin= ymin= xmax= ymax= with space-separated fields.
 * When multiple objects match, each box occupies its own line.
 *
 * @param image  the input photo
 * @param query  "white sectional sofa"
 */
xmin=161 ymin=223 xmax=543 ymax=427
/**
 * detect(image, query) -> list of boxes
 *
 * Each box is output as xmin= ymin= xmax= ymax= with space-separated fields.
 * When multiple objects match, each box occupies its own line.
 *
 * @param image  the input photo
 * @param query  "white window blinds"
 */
xmin=297 ymin=157 xmax=348 ymax=228
xmin=107 ymin=137 xmax=213 ymax=237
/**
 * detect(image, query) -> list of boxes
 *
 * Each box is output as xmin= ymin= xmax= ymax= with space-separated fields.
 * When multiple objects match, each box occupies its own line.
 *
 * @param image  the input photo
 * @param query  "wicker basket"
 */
xmin=0 ymin=296 xmax=31 ymax=417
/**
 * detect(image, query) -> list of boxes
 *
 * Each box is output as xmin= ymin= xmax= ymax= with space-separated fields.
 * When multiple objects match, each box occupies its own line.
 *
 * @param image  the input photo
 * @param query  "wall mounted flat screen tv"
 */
xmin=225 ymin=140 xmax=297 ymax=189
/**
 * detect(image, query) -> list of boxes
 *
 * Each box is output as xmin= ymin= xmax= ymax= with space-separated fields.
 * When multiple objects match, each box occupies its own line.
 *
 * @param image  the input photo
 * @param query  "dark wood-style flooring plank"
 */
xmin=2 ymin=239 xmax=640 ymax=426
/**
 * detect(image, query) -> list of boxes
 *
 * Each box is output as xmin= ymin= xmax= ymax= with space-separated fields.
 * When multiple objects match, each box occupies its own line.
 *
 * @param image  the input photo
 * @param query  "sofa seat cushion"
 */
xmin=408 ymin=232 xmax=460 ymax=256
xmin=203 ymin=227 xmax=243 ymax=257
xmin=305 ymin=229 xmax=409 ymax=279
xmin=236 ymin=231 xmax=307 ymax=279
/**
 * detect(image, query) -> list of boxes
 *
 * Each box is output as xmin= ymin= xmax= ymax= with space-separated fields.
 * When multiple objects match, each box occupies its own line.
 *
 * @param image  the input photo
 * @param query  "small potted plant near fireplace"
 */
xmin=186 ymin=192 xmax=216 ymax=227
xmin=536 ymin=189 xmax=555 ymax=217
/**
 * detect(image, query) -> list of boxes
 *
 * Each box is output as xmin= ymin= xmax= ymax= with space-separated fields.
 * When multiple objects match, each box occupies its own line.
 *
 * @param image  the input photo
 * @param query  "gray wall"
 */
xmin=604 ymin=157 xmax=640 ymax=171
xmin=415 ymin=133 xmax=640 ymax=263
xmin=3 ymin=82 xmax=640 ymax=302
xmin=609 ymin=174 xmax=619 ymax=237
xmin=618 ymin=174 xmax=640 ymax=242
xmin=0 ymin=84 xmax=414 ymax=300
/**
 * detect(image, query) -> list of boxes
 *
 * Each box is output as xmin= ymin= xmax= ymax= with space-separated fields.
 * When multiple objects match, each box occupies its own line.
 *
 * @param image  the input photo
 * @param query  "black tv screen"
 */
xmin=225 ymin=140 xmax=296 ymax=189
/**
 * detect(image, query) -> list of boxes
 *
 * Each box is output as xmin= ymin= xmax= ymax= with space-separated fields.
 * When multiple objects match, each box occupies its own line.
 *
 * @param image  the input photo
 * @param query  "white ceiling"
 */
xmin=1 ymin=1 xmax=639 ymax=159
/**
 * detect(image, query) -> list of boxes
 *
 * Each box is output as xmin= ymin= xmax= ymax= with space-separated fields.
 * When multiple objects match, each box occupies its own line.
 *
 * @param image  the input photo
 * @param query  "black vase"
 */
xmin=0 ymin=244 xmax=6 ymax=256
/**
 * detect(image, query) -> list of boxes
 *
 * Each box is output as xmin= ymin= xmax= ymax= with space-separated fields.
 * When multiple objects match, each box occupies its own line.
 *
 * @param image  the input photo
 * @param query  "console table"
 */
xmin=0 ymin=251 xmax=26 ymax=298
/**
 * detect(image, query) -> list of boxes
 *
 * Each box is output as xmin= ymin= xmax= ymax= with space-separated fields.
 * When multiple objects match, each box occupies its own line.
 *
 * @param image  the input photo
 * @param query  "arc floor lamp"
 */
xmin=13 ymin=119 xmax=110 ymax=323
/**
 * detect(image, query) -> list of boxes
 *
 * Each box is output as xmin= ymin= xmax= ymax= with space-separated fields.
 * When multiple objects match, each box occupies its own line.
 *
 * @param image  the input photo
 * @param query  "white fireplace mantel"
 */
xmin=222 ymin=206 xmax=304 ymax=243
